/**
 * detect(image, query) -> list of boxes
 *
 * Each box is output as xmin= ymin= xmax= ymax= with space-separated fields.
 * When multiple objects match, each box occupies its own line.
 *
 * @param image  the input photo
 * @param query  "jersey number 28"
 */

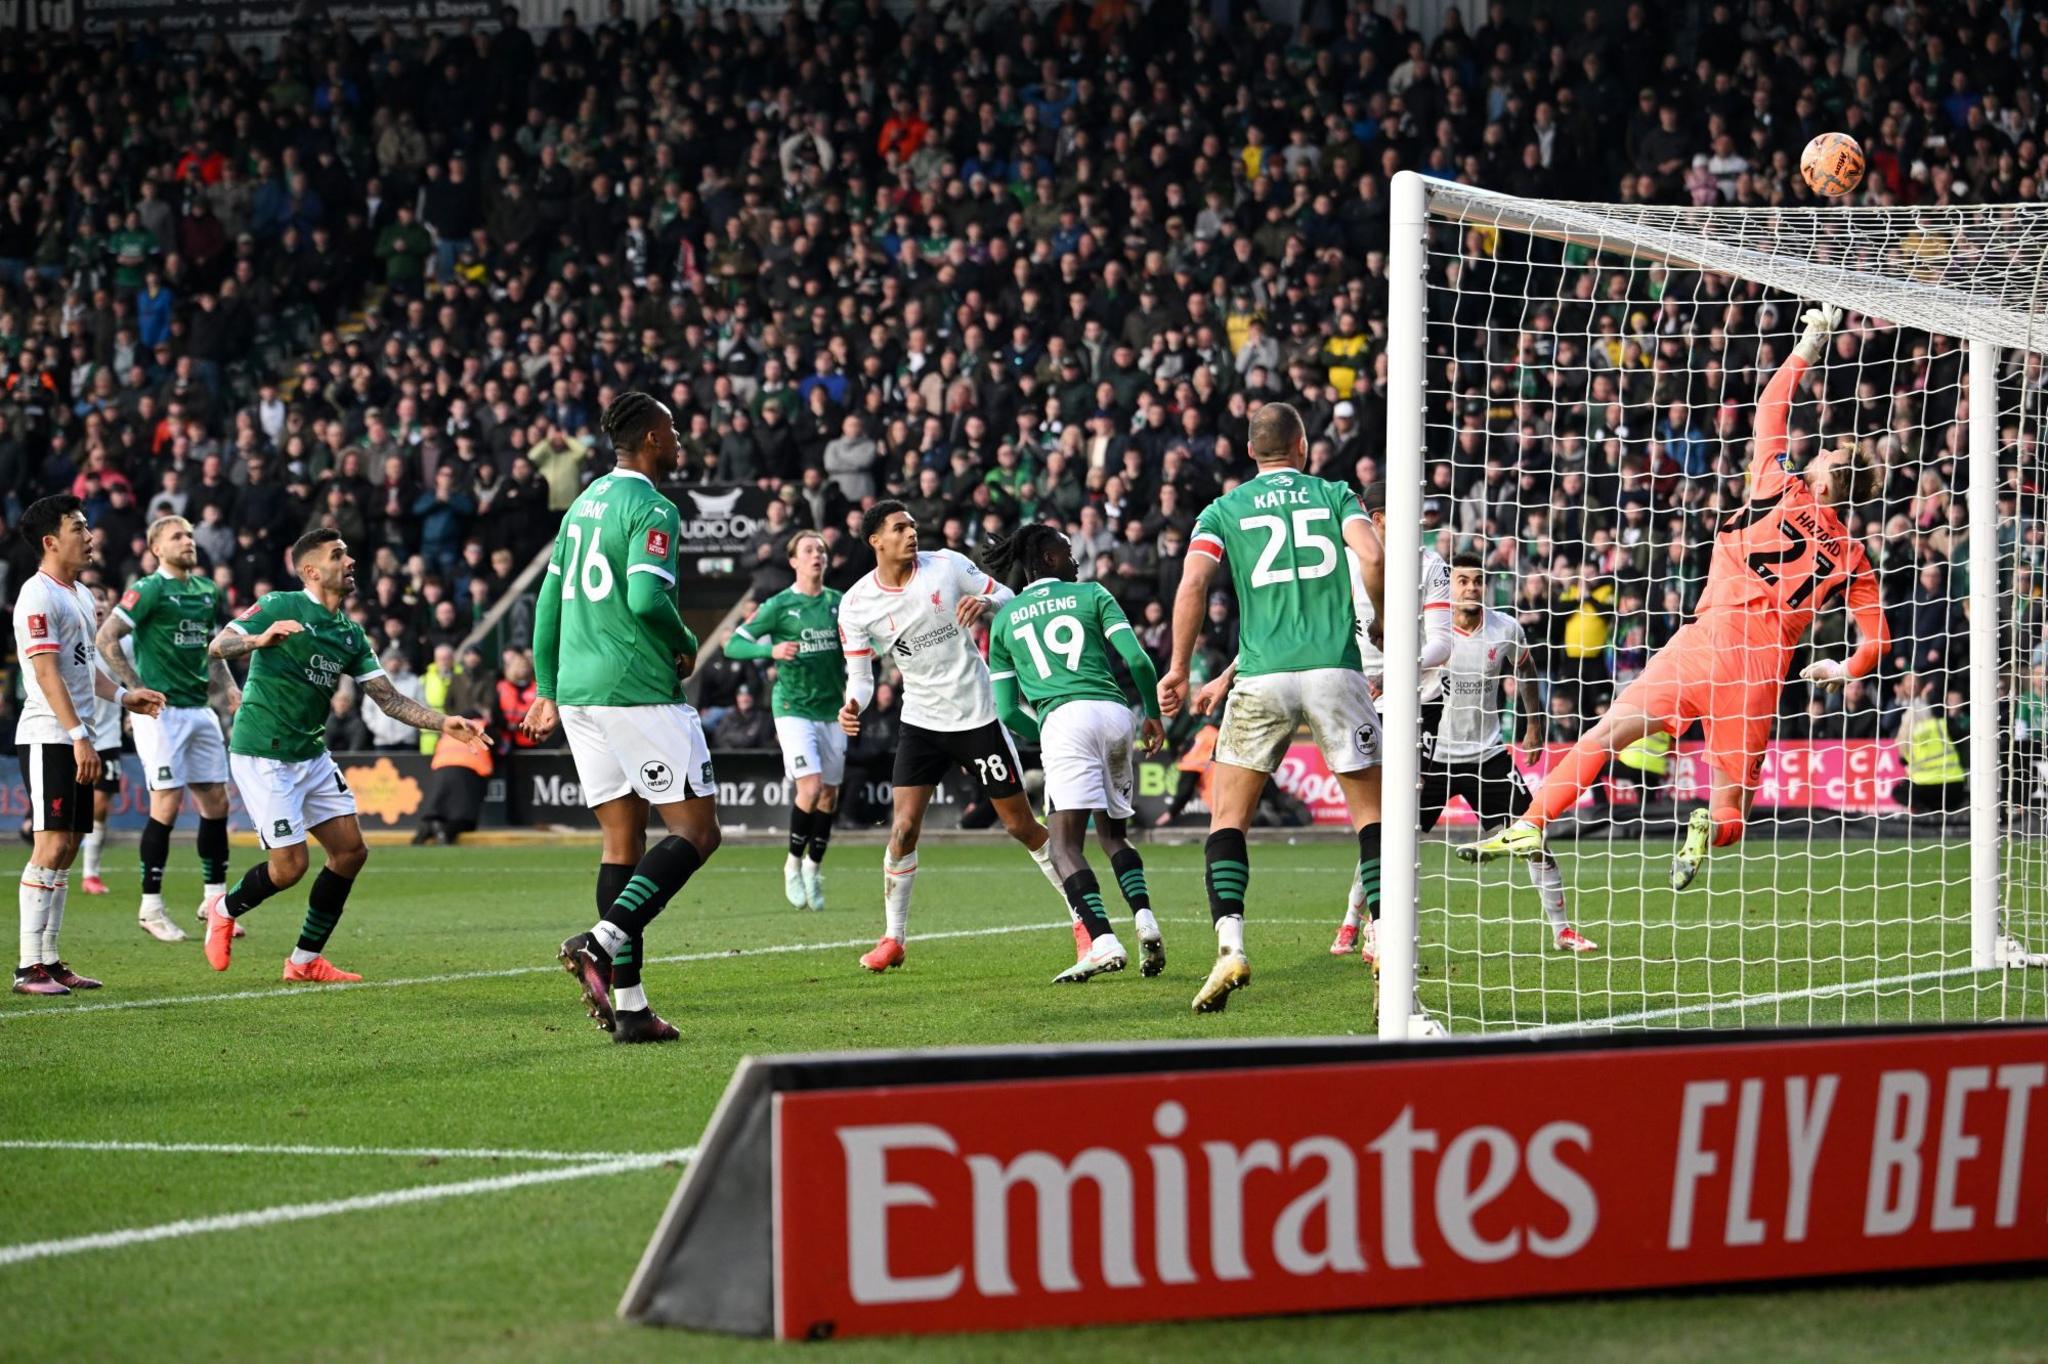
xmin=559 ymin=524 xmax=616 ymax=602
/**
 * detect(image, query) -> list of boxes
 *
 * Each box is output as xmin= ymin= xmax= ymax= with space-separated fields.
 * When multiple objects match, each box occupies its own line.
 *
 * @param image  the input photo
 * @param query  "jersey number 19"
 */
xmin=1014 ymin=616 xmax=1084 ymax=678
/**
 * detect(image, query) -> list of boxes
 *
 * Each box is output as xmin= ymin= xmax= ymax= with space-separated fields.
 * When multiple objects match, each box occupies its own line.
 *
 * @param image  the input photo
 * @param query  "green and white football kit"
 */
xmin=540 ymin=468 xmax=712 ymax=806
xmin=117 ymin=569 xmax=229 ymax=791
xmin=729 ymin=585 xmax=846 ymax=784
xmin=988 ymin=579 xmax=1148 ymax=819
xmin=1188 ymin=469 xmax=1380 ymax=775
xmin=225 ymin=590 xmax=383 ymax=848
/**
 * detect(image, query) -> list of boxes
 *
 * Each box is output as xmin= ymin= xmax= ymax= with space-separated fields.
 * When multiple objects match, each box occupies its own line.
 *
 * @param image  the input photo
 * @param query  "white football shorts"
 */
xmin=773 ymin=715 xmax=847 ymax=786
xmin=1216 ymin=667 xmax=1382 ymax=775
xmin=1039 ymin=698 xmax=1138 ymax=820
xmin=132 ymin=705 xmax=230 ymax=791
xmin=231 ymin=750 xmax=358 ymax=848
xmin=561 ymin=703 xmax=717 ymax=806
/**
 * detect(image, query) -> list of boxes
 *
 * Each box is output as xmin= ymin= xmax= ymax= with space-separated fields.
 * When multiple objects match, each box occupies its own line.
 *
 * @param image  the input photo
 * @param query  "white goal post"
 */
xmin=1378 ymin=169 xmax=2048 ymax=1039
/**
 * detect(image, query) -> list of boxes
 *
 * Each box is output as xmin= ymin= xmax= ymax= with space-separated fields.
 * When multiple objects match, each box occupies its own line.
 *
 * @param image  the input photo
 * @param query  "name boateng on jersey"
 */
xmin=987 ymin=579 xmax=1135 ymax=718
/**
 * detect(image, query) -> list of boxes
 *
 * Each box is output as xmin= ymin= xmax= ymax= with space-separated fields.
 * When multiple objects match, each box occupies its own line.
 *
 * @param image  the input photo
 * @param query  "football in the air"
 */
xmin=1801 ymin=132 xmax=1865 ymax=196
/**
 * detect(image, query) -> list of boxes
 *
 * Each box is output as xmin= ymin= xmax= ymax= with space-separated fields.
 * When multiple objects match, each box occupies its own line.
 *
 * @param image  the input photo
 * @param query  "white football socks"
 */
xmin=883 ymin=851 xmax=918 ymax=943
xmin=19 ymin=864 xmax=56 ymax=969
xmin=288 ymin=947 xmax=319 ymax=966
xmin=1216 ymin=913 xmax=1244 ymax=955
xmin=614 ymin=984 xmax=648 ymax=1012
xmin=1529 ymin=853 xmax=1570 ymax=932
xmin=1028 ymin=840 xmax=1066 ymax=898
xmin=1342 ymin=873 xmax=1367 ymax=931
xmin=82 ymin=828 xmax=104 ymax=879
xmin=140 ymin=892 xmax=166 ymax=915
xmin=43 ymin=870 xmax=68 ymax=963
xmin=1133 ymin=908 xmax=1160 ymax=941
xmin=590 ymin=920 xmax=629 ymax=957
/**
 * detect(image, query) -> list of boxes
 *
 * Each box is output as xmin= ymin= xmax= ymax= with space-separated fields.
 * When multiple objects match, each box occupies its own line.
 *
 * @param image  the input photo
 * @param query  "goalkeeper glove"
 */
xmin=1793 ymin=304 xmax=1841 ymax=364
xmin=1800 ymin=659 xmax=1848 ymax=693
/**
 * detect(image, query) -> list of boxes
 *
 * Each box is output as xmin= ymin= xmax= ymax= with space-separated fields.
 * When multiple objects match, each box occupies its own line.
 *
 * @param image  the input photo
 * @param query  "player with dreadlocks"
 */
xmin=523 ymin=391 xmax=722 ymax=1044
xmin=984 ymin=524 xmax=1169 ymax=982
xmin=836 ymin=501 xmax=1072 ymax=971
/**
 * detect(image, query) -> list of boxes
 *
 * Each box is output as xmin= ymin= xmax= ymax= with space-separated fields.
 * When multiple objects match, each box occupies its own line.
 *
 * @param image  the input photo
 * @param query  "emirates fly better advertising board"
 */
xmin=763 ymin=1028 xmax=2048 ymax=1338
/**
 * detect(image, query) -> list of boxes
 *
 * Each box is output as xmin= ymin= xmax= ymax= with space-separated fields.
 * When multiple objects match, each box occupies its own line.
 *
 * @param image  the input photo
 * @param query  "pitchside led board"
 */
xmin=621 ymin=1026 xmax=2048 ymax=1340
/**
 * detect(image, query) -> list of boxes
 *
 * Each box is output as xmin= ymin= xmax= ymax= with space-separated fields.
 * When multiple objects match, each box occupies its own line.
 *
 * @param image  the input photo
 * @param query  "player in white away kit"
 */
xmin=11 ymin=495 xmax=165 ymax=996
xmin=78 ymin=585 xmax=124 ymax=896
xmin=1330 ymin=486 xmax=1456 ymax=966
xmin=1427 ymin=554 xmax=1593 ymax=952
xmin=837 ymin=501 xmax=1072 ymax=971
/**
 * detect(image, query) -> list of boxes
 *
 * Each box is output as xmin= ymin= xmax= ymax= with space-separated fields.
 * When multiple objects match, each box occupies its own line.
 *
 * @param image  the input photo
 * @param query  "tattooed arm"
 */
xmin=209 ymin=655 xmax=243 ymax=714
xmin=95 ymin=612 xmax=147 ymax=689
xmin=361 ymin=674 xmax=488 ymax=746
xmin=210 ymin=618 xmax=302 ymax=661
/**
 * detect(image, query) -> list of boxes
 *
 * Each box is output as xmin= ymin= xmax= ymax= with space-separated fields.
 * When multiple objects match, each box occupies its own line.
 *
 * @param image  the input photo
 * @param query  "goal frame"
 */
xmin=1375 ymin=169 xmax=2006 ymax=1039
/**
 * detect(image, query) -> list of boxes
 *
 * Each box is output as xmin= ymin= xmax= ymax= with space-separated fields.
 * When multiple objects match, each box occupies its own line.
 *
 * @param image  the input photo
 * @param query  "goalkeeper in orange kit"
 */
xmin=1466 ymin=304 xmax=1890 ymax=888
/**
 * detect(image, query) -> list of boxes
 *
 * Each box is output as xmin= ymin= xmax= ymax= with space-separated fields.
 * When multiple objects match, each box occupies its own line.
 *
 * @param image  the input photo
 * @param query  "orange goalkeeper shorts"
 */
xmin=1621 ymin=616 xmax=1790 ymax=787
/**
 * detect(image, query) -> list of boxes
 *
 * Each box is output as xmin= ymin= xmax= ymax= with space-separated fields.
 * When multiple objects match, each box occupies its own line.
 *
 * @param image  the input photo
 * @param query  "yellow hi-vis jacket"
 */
xmin=1904 ymin=715 xmax=1965 ymax=785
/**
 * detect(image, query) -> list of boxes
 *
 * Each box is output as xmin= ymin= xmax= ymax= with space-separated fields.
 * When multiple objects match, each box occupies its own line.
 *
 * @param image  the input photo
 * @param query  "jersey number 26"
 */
xmin=560 ymin=524 xmax=616 ymax=602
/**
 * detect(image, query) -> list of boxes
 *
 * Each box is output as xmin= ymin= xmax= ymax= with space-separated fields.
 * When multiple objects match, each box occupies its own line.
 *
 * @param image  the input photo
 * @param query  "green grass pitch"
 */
xmin=1 ymin=837 xmax=2040 ymax=1362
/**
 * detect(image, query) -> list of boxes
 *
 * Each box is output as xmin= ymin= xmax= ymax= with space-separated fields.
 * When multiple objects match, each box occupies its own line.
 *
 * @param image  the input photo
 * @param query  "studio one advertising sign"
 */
xmin=768 ymin=1029 xmax=2048 ymax=1338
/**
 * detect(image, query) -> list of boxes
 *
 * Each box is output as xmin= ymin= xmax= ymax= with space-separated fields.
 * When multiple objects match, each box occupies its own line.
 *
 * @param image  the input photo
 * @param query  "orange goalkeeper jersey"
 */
xmin=1694 ymin=353 xmax=1888 ymax=670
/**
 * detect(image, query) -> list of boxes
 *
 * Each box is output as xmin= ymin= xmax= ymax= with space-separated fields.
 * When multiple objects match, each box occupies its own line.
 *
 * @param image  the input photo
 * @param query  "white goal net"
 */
xmin=1375 ymin=172 xmax=2048 ymax=1038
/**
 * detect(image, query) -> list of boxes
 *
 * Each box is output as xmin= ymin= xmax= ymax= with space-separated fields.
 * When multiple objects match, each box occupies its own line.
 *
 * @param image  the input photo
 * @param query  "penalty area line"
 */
xmin=1513 ymin=964 xmax=1987 ymax=1037
xmin=0 ymin=920 xmax=1073 ymax=1021
xmin=0 ymin=916 xmax=1347 ymax=1023
xmin=0 ymin=1139 xmax=663 ymax=1163
xmin=0 ymin=1149 xmax=694 ymax=1269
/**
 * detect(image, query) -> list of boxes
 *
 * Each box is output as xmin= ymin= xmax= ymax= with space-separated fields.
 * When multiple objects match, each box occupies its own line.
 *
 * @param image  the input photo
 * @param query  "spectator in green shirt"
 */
xmin=374 ymin=203 xmax=431 ymax=295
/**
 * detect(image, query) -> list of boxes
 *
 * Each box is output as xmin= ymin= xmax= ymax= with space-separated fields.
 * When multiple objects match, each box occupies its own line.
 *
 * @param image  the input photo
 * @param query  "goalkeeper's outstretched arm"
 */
xmin=1755 ymin=304 xmax=1840 ymax=488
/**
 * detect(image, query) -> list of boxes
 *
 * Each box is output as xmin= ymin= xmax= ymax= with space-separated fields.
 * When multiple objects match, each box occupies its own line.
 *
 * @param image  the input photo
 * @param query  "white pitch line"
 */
xmin=1514 ymin=964 xmax=1987 ymax=1037
xmin=0 ymin=912 xmax=1351 ymax=1024
xmin=0 ymin=920 xmax=1071 ymax=1021
xmin=0 ymin=1139 xmax=658 ymax=1163
xmin=0 ymin=1149 xmax=693 ymax=1269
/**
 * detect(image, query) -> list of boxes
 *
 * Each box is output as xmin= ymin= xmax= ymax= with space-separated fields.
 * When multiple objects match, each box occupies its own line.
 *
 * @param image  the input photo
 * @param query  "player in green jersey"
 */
xmin=723 ymin=529 xmax=844 ymax=911
xmin=984 ymin=524 xmax=1169 ymax=984
xmin=521 ymin=391 xmax=722 ymax=1046
xmin=96 ymin=515 xmax=240 ymax=944
xmin=1160 ymin=402 xmax=1389 ymax=1013
xmin=202 ymin=528 xmax=488 ymax=983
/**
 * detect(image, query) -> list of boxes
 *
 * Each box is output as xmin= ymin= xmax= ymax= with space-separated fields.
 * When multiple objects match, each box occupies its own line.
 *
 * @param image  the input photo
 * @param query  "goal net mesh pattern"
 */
xmin=1402 ymin=182 xmax=2048 ymax=1034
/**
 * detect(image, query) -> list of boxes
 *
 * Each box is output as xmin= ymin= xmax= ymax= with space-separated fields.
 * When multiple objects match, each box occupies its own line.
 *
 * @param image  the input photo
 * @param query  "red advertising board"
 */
xmin=1274 ymin=739 xmax=1909 ymax=827
xmin=773 ymin=1028 xmax=2048 ymax=1339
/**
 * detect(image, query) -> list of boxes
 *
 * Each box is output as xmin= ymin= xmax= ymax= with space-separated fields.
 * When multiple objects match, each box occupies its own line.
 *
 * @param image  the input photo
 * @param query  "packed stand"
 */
xmin=1 ymin=0 xmax=2041 ymax=772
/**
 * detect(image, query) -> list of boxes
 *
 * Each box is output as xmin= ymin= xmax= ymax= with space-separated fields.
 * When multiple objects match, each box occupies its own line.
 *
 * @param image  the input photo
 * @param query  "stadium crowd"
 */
xmin=0 ymin=0 xmax=2039 ymax=785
